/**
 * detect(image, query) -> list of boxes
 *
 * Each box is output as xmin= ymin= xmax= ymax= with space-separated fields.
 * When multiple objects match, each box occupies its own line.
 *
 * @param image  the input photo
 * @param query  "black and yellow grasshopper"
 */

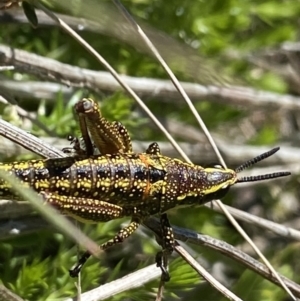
xmin=0 ymin=98 xmax=291 ymax=279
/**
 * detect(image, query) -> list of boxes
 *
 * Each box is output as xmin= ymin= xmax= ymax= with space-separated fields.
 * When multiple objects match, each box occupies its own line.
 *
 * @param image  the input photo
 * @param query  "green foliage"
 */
xmin=0 ymin=0 xmax=298 ymax=300
xmin=233 ymin=269 xmax=287 ymax=301
xmin=35 ymin=92 xmax=80 ymax=137
xmin=250 ymin=125 xmax=278 ymax=145
xmin=100 ymin=93 xmax=146 ymax=131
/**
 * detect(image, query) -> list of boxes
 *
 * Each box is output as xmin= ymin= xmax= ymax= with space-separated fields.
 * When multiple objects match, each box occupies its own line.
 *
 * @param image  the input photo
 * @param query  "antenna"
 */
xmin=237 ymin=172 xmax=291 ymax=183
xmin=235 ymin=147 xmax=291 ymax=183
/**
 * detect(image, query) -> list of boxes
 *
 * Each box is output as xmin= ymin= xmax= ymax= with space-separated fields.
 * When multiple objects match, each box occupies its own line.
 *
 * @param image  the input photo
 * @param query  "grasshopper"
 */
xmin=0 ymin=98 xmax=291 ymax=279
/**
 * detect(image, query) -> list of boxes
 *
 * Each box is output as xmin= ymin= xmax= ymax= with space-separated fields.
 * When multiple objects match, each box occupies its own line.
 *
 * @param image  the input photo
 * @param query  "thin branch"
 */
xmin=208 ymin=202 xmax=300 ymax=241
xmin=174 ymin=243 xmax=242 ymax=301
xmin=0 ymin=285 xmax=24 ymax=301
xmin=1 ymin=45 xmax=300 ymax=109
xmin=64 ymin=264 xmax=161 ymax=301
xmin=144 ymin=217 xmax=300 ymax=298
xmin=0 ymin=118 xmax=64 ymax=158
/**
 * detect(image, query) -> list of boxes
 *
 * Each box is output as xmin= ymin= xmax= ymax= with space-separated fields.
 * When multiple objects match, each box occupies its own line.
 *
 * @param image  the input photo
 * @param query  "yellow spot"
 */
xmin=177 ymin=194 xmax=186 ymax=201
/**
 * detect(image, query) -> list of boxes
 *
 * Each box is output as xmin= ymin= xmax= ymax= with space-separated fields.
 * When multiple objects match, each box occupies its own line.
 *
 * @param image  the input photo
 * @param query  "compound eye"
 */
xmin=207 ymin=171 xmax=225 ymax=182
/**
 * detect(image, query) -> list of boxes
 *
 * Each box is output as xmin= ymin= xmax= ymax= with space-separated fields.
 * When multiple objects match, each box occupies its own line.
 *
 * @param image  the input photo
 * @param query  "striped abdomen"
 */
xmin=49 ymin=154 xmax=166 ymax=205
xmin=0 ymin=160 xmax=50 ymax=199
xmin=0 ymin=154 xmax=166 ymax=205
